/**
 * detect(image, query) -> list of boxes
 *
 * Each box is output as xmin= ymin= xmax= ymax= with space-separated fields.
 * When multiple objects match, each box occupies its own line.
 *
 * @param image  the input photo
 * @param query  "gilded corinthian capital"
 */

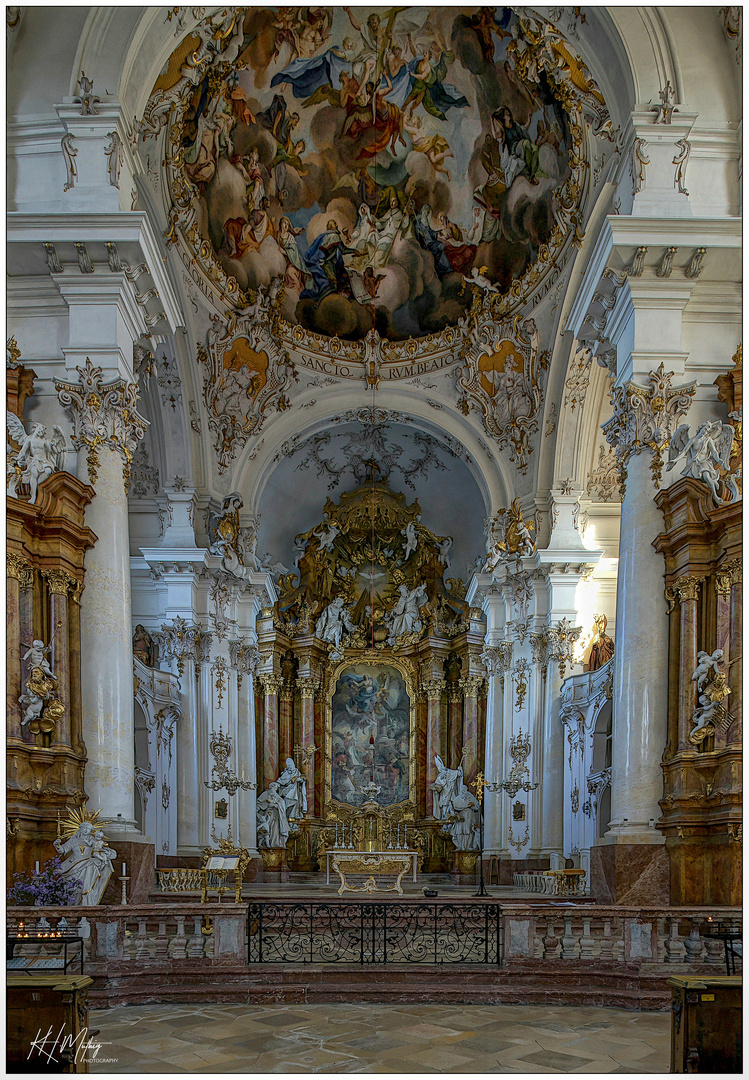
xmin=602 ymin=363 xmax=696 ymax=495
xmin=55 ymin=357 xmax=148 ymax=491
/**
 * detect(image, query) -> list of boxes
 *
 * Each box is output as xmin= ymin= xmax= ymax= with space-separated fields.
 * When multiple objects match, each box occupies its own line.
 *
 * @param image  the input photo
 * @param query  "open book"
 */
xmin=205 ymin=856 xmax=240 ymax=871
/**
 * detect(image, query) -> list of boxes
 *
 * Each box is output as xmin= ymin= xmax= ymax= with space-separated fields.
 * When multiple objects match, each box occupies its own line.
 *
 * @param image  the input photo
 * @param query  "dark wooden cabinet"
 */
xmin=669 ymin=975 xmax=742 ymax=1073
xmin=6 ymin=975 xmax=93 ymax=1073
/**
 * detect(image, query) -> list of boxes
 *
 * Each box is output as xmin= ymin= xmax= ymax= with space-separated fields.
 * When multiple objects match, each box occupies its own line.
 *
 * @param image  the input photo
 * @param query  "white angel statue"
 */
xmin=7 ymin=416 xmax=66 ymax=502
xmin=692 ymin=649 xmax=724 ymax=693
xmin=666 ymin=421 xmax=738 ymax=504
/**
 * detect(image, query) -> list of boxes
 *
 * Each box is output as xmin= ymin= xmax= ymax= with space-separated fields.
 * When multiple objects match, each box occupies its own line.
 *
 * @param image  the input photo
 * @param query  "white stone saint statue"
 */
xmin=53 ymin=821 xmax=116 ymax=906
xmin=431 ymin=756 xmax=481 ymax=851
xmin=316 ymin=596 xmax=356 ymax=649
xmin=385 ymin=582 xmax=428 ymax=641
xmin=256 ymin=781 xmax=290 ymax=849
xmin=276 ymin=756 xmax=307 ymax=821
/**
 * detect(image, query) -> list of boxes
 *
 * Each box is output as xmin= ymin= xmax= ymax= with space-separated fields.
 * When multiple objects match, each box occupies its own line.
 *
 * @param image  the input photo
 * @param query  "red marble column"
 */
xmin=261 ymin=674 xmax=283 ymax=787
xmin=296 ymin=677 xmax=318 ymax=816
xmin=6 ymin=555 xmax=26 ymax=740
xmin=314 ymin=690 xmax=325 ymax=819
xmin=42 ymin=570 xmax=74 ymax=748
xmin=460 ymin=676 xmax=484 ymax=786
xmin=447 ymin=684 xmax=463 ymax=770
xmin=672 ymin=575 xmax=701 ymax=750
xmin=279 ymin=686 xmax=294 ymax=763
xmin=424 ymin=680 xmax=445 ymax=817
xmin=725 ymin=562 xmax=742 ymax=738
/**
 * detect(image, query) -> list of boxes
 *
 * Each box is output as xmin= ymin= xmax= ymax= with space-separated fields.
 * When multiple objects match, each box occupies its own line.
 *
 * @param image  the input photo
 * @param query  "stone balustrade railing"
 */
xmin=513 ymin=871 xmax=556 ymax=894
xmin=7 ymin=903 xmax=741 ymax=984
xmin=513 ymin=871 xmax=587 ymax=897
xmin=501 ymin=904 xmax=742 ymax=965
xmin=7 ymin=905 xmax=246 ymax=968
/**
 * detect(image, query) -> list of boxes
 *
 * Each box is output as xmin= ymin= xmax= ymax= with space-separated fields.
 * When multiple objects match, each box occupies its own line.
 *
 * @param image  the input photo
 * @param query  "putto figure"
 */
xmin=7 ymin=416 xmax=66 ymax=503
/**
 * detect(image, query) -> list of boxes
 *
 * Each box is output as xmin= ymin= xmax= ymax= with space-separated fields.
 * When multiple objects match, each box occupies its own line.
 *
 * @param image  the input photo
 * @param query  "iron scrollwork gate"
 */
xmin=247 ymin=902 xmax=503 ymax=965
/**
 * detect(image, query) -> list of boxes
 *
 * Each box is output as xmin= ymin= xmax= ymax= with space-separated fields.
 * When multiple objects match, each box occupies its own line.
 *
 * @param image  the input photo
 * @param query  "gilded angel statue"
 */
xmin=7 ymin=415 xmax=66 ymax=503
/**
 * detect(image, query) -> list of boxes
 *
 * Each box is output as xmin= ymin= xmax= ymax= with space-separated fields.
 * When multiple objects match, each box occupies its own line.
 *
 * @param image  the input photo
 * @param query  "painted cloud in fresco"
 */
xmin=170 ymin=7 xmax=590 ymax=341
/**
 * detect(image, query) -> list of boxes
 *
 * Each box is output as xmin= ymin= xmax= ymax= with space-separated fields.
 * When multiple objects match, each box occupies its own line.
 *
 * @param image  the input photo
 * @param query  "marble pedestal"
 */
xmin=100 ymin=839 xmax=155 ymax=904
xmin=590 ymin=842 xmax=669 ymax=905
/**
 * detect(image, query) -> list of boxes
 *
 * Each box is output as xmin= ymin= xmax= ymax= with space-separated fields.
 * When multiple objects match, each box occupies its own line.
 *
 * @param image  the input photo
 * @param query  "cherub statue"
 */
xmin=313 ymin=520 xmax=340 ymax=553
xmin=22 ymin=637 xmax=55 ymax=679
xmin=437 ymin=536 xmax=453 ymax=568
xmin=402 ymin=517 xmax=420 ymax=561
xmin=692 ymin=649 xmax=724 ymax=694
xmin=667 ymin=421 xmax=738 ymax=504
xmin=6 ymin=416 xmax=66 ymax=502
xmin=19 ymin=666 xmax=58 ymax=730
xmin=494 ymin=499 xmax=536 ymax=559
xmin=208 ymin=492 xmax=244 ymax=561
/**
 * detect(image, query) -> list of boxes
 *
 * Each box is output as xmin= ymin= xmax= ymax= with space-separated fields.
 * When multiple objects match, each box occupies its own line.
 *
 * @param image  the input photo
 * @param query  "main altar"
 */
xmin=252 ymin=478 xmax=487 ymax=882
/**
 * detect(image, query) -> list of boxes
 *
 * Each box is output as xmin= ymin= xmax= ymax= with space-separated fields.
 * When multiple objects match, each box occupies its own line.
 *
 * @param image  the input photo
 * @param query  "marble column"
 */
xmin=279 ymin=686 xmax=294 ymax=763
xmin=261 ymin=674 xmax=283 ymax=788
xmin=602 ymin=365 xmax=694 ymax=846
xmin=728 ymin=567 xmax=742 ymax=737
xmin=423 ymin=680 xmax=445 ymax=817
xmin=6 ymin=554 xmax=29 ymax=741
xmin=157 ymin=625 xmax=209 ymax=857
xmin=41 ymin=570 xmax=76 ymax=748
xmin=296 ymin=676 xmax=318 ymax=816
xmin=236 ymin=673 xmax=259 ymax=855
xmin=669 ymin=575 xmax=702 ymax=750
xmin=459 ymin=676 xmax=483 ymax=786
xmin=480 ymin=644 xmax=512 ymax=856
xmin=56 ymin=359 xmax=147 ymax=832
xmin=447 ymin=684 xmax=463 ymax=771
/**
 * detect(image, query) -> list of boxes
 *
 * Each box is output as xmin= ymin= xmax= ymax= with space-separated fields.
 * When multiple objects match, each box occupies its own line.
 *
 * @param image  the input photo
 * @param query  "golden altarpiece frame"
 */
xmin=254 ymin=480 xmax=488 ymax=878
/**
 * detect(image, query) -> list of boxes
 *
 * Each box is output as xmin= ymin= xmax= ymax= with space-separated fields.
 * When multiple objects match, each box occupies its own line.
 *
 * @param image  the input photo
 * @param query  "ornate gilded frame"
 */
xmin=324 ymin=651 xmax=417 ymax=819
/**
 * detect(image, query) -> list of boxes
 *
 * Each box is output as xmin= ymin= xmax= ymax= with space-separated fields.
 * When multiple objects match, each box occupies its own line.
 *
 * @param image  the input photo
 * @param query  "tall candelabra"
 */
xmin=471 ymin=771 xmax=501 ymax=898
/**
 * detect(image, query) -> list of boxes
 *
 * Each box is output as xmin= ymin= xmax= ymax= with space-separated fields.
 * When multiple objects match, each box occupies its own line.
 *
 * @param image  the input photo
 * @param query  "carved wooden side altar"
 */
xmin=6 ymin=356 xmax=98 ymax=882
xmin=654 ymin=476 xmax=742 ymax=905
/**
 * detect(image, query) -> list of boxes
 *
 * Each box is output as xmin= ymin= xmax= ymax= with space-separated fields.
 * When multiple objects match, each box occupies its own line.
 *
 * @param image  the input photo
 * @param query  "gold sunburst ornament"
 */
xmin=57 ymin=807 xmax=112 ymax=842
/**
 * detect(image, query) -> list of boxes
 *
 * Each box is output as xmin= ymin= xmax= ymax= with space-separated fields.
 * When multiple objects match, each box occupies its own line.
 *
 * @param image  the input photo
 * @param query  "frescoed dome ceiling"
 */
xmin=147 ymin=6 xmax=613 ymax=345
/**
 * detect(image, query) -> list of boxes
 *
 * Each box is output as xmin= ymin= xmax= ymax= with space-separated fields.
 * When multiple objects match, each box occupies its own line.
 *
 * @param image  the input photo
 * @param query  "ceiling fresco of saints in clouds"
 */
xmin=163 ymin=7 xmax=604 ymax=342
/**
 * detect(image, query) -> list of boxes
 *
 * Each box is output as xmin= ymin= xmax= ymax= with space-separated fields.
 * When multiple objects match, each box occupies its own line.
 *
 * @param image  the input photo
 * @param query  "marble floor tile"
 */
xmin=91 ymin=1002 xmax=671 ymax=1074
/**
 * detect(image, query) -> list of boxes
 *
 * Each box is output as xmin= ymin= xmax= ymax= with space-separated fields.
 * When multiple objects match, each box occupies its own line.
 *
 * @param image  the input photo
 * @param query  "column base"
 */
xmin=590 ymin=842 xmax=669 ymax=905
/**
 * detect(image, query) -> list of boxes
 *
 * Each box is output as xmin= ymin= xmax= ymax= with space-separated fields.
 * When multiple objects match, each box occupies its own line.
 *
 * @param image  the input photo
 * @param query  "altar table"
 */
xmin=325 ymin=850 xmax=418 ymax=894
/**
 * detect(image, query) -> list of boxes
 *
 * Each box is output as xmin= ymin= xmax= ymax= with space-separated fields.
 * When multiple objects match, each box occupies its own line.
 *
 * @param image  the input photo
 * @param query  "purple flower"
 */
xmin=7 ymin=857 xmax=84 ymax=906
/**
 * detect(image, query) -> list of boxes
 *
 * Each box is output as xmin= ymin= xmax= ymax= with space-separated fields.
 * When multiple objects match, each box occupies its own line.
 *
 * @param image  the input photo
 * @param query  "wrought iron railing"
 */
xmin=247 ymin=901 xmax=503 ymax=965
